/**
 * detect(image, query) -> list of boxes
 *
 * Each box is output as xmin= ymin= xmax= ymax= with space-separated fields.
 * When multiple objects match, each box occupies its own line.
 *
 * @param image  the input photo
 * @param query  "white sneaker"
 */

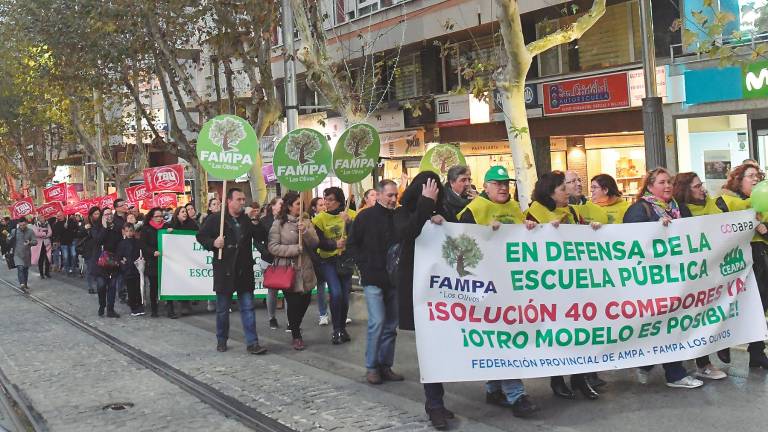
xmin=696 ymin=365 xmax=727 ymax=380
xmin=666 ymin=376 xmax=704 ymax=389
xmin=345 ymin=317 xmax=352 ymax=324
xmin=636 ymin=369 xmax=649 ymax=384
xmin=206 ymin=301 xmax=215 ymax=312
xmin=318 ymin=315 xmax=329 ymax=326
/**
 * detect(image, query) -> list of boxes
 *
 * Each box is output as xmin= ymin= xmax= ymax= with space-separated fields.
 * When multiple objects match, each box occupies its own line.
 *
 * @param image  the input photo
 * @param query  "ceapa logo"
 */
xmin=720 ymin=246 xmax=746 ymax=277
xmin=154 ymin=168 xmax=179 ymax=189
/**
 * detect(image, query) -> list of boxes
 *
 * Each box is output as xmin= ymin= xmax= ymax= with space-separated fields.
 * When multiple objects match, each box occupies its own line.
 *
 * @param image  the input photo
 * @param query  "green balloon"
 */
xmin=751 ymin=180 xmax=768 ymax=212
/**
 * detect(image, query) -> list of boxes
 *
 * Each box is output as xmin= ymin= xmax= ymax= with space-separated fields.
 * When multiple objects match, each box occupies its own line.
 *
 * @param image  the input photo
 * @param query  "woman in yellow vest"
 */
xmin=457 ymin=166 xmax=540 ymax=417
xmin=712 ymin=163 xmax=768 ymax=369
xmin=524 ymin=171 xmax=602 ymax=401
xmin=672 ymin=172 xmax=729 ymax=380
xmin=312 ymin=186 xmax=357 ymax=345
xmin=579 ymin=174 xmax=630 ymax=224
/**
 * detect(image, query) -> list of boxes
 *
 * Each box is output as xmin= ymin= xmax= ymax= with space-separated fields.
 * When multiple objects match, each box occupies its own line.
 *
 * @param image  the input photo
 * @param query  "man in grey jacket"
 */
xmin=9 ymin=218 xmax=37 ymax=290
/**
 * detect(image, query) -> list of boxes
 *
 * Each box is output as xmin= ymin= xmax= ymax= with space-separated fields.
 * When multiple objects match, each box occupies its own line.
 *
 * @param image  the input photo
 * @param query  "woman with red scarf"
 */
xmin=138 ymin=207 xmax=173 ymax=318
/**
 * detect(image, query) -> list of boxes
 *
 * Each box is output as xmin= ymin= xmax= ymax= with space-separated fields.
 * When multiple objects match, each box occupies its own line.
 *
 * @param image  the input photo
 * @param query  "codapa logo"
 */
xmin=430 ymin=234 xmax=497 ymax=295
xmin=720 ymin=246 xmax=746 ymax=277
xmin=744 ymin=61 xmax=768 ymax=99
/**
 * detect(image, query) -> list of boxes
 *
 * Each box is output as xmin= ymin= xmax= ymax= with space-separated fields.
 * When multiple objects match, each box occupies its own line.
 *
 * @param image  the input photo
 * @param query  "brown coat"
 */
xmin=268 ymin=215 xmax=319 ymax=293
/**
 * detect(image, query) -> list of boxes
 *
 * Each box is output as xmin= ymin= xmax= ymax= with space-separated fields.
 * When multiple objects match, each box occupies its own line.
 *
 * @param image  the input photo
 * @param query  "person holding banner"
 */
xmin=313 ymin=187 xmax=357 ymax=345
xmin=525 ymin=170 xmax=603 ymax=400
xmin=710 ymin=163 xmax=768 ymax=369
xmin=394 ymin=171 xmax=454 ymax=430
xmin=575 ymin=174 xmax=630 ymax=225
xmin=196 ymin=188 xmax=268 ymax=355
xmin=455 ymin=166 xmax=541 ymax=415
xmin=8 ymin=217 xmax=37 ymax=291
xmin=267 ymin=191 xmax=320 ymax=351
xmin=623 ymin=168 xmax=704 ymax=389
xmin=139 ymin=208 xmax=174 ymax=318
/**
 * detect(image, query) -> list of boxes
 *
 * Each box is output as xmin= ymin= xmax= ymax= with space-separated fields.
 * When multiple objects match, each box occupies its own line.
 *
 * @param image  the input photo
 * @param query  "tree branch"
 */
xmin=525 ymin=0 xmax=607 ymax=57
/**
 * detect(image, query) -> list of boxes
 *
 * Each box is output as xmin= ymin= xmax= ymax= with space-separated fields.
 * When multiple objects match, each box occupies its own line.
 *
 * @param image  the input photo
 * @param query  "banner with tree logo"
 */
xmin=419 ymin=144 xmax=466 ymax=179
xmin=197 ymin=115 xmax=258 ymax=180
xmin=413 ymin=210 xmax=768 ymax=382
xmin=332 ymin=123 xmax=380 ymax=183
xmin=273 ymin=128 xmax=332 ymax=191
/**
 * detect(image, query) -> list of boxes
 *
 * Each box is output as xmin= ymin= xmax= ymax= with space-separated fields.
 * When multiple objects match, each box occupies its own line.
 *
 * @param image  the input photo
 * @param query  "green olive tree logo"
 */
xmin=286 ymin=131 xmax=322 ymax=164
xmin=209 ymin=117 xmax=247 ymax=152
xmin=442 ymin=234 xmax=483 ymax=277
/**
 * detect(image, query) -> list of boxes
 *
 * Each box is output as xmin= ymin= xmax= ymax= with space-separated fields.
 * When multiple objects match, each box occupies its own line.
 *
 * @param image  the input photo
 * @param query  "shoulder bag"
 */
xmin=263 ymin=257 xmax=296 ymax=291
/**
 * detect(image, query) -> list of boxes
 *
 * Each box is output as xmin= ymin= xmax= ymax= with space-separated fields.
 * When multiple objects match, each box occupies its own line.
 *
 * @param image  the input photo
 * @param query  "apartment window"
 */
xmin=394 ymin=52 xmax=422 ymax=100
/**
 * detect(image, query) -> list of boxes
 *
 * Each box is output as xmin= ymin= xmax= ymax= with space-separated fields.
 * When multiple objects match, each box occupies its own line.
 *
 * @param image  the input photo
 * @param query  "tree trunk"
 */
xmin=248 ymin=150 xmax=268 ymax=205
xmin=114 ymin=176 xmax=127 ymax=200
xmin=500 ymin=83 xmax=538 ymax=210
xmin=456 ymin=255 xmax=466 ymax=277
xmin=190 ymin=157 xmax=209 ymax=207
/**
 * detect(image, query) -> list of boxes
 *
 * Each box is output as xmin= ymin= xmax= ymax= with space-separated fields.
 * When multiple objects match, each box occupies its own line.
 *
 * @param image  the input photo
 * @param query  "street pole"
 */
xmin=282 ymin=0 xmax=298 ymax=133
xmin=639 ymin=0 xmax=666 ymax=169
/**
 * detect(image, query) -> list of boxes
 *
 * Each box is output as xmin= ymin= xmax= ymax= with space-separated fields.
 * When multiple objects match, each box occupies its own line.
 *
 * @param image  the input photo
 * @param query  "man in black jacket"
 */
xmin=52 ymin=211 xmax=80 ymax=276
xmin=443 ymin=165 xmax=477 ymax=222
xmin=348 ymin=179 xmax=404 ymax=385
xmin=196 ymin=188 xmax=267 ymax=355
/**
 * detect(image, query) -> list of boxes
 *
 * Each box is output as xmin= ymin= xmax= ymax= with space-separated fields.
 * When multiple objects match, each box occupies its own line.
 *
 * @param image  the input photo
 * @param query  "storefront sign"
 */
xmin=628 ymin=66 xmax=668 ymax=107
xmin=379 ymin=130 xmax=425 ymax=158
xmin=273 ymin=128 xmax=332 ymax=191
xmin=413 ymin=211 xmax=768 ymax=382
xmin=744 ymin=60 xmax=768 ymax=99
xmin=262 ymin=163 xmax=277 ymax=184
xmin=367 ymin=110 xmax=405 ymax=132
xmin=436 ymin=94 xmax=491 ymax=127
xmin=158 ymin=230 xmax=273 ymax=300
xmin=143 ymin=164 xmax=185 ymax=193
xmin=10 ymin=197 xmax=35 ymax=220
xmin=493 ymin=85 xmax=539 ymax=112
xmin=543 ymin=72 xmax=630 ymax=115
xmin=459 ymin=141 xmax=511 ymax=156
xmin=333 ymin=124 xmax=380 ymax=183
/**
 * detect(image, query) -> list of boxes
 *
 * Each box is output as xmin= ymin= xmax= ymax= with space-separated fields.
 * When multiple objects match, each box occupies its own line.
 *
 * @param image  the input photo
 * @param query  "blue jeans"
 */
xmin=216 ymin=291 xmax=258 ymax=346
xmin=639 ymin=361 xmax=688 ymax=383
xmin=17 ymin=266 xmax=29 ymax=285
xmin=486 ymin=379 xmax=525 ymax=403
xmin=319 ymin=261 xmax=352 ymax=331
xmin=424 ymin=383 xmax=445 ymax=410
xmin=51 ymin=244 xmax=61 ymax=269
xmin=61 ymin=244 xmax=77 ymax=273
xmin=96 ymin=275 xmax=115 ymax=308
xmin=316 ymin=280 xmax=328 ymax=317
xmin=364 ymin=285 xmax=398 ymax=371
xmin=112 ymin=273 xmax=124 ymax=298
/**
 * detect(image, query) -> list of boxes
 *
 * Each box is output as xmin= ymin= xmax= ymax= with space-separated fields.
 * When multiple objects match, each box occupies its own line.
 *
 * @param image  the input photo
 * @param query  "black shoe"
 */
xmin=550 ymin=376 xmax=575 ymax=399
xmin=426 ymin=407 xmax=448 ymax=430
xmin=98 ymin=306 xmax=105 ymax=317
xmin=45 ymin=273 xmax=50 ymax=278
xmin=511 ymin=395 xmax=539 ymax=418
xmin=217 ymin=342 xmax=227 ymax=352
xmin=167 ymin=307 xmax=178 ymax=319
xmin=332 ymin=331 xmax=342 ymax=345
xmin=150 ymin=310 xmax=159 ymax=318
xmin=586 ymin=372 xmax=607 ymax=389
xmin=269 ymin=318 xmax=279 ymax=329
xmin=340 ymin=328 xmax=351 ymax=343
xmin=106 ymin=309 xmax=120 ymax=318
xmin=246 ymin=344 xmax=267 ymax=355
xmin=440 ymin=407 xmax=455 ymax=420
xmin=88 ymin=288 xmax=96 ymax=294
xmin=486 ymin=390 xmax=512 ymax=407
xmin=571 ymin=375 xmax=599 ymax=400
xmin=718 ymin=348 xmax=731 ymax=364
xmin=749 ymin=352 xmax=768 ymax=369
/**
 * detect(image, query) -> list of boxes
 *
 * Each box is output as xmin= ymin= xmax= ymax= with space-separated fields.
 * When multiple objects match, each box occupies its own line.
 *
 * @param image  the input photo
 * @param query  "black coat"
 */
xmin=443 ymin=185 xmax=470 ymax=223
xmin=53 ymin=218 xmax=79 ymax=245
xmin=87 ymin=224 xmax=121 ymax=278
xmin=137 ymin=222 xmax=167 ymax=277
xmin=623 ymin=200 xmax=660 ymax=223
xmin=347 ymin=202 xmax=396 ymax=289
xmin=116 ymin=238 xmax=140 ymax=279
xmin=171 ymin=218 xmax=199 ymax=231
xmin=196 ymin=211 xmax=259 ymax=294
xmin=394 ymin=196 xmax=443 ymax=331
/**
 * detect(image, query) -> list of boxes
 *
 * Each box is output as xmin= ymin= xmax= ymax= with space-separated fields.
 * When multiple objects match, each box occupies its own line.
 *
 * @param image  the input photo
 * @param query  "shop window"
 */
xmin=676 ymin=114 xmax=750 ymax=196
xmin=759 ymin=130 xmax=768 ymax=172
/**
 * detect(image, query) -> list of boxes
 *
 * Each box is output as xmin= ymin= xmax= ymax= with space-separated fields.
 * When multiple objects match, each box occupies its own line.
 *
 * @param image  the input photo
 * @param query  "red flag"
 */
xmin=65 ymin=200 xmax=92 ymax=216
xmin=10 ymin=197 xmax=35 ymax=220
xmin=96 ymin=192 xmax=119 ymax=209
xmin=66 ymin=184 xmax=80 ymax=205
xmin=43 ymin=183 xmax=67 ymax=203
xmin=153 ymin=193 xmax=178 ymax=209
xmin=143 ymin=164 xmax=184 ymax=193
xmin=125 ymin=184 xmax=151 ymax=202
xmin=37 ymin=202 xmax=64 ymax=219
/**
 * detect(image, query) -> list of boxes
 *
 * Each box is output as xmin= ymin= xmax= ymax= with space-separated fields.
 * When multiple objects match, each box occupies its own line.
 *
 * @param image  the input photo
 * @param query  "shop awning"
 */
xmin=379 ymin=130 xmax=425 ymax=158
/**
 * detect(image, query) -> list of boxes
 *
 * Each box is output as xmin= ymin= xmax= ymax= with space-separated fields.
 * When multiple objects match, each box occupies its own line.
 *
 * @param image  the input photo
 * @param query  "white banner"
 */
xmin=158 ymin=230 xmax=271 ymax=300
xmin=413 ymin=210 xmax=768 ymax=383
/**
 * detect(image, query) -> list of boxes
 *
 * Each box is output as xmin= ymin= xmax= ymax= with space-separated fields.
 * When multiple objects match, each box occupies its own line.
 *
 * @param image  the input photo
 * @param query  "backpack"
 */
xmin=386 ymin=242 xmax=402 ymax=286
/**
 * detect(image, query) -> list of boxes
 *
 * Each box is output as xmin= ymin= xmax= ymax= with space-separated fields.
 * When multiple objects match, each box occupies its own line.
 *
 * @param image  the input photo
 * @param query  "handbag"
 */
xmin=97 ymin=249 xmax=119 ymax=271
xmin=335 ymin=251 xmax=356 ymax=277
xmin=4 ymin=250 xmax=15 ymax=270
xmin=263 ymin=257 xmax=296 ymax=291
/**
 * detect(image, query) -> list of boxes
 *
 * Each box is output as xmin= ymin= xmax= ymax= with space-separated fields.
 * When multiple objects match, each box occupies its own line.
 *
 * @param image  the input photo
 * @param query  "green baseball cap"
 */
xmin=484 ymin=165 xmax=513 ymax=182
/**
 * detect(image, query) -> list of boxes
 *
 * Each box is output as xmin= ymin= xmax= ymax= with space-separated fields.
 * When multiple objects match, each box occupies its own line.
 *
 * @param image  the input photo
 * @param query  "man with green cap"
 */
xmin=456 ymin=165 xmax=539 ymax=417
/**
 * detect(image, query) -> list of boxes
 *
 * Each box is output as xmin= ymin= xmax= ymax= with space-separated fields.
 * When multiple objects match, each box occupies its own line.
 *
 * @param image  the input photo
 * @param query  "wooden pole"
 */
xmin=218 ymin=179 xmax=227 ymax=259
xmin=298 ymin=198 xmax=303 ymax=268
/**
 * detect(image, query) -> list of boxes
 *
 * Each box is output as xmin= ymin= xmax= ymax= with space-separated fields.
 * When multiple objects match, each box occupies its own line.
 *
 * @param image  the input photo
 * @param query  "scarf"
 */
xmin=327 ymin=204 xmax=346 ymax=216
xmin=149 ymin=219 xmax=165 ymax=230
xmin=641 ymin=192 xmax=680 ymax=220
xmin=593 ymin=195 xmax=621 ymax=207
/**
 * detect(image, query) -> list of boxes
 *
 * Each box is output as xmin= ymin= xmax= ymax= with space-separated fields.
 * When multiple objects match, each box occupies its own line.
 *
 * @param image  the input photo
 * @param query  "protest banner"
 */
xmin=419 ymin=144 xmax=466 ymax=179
xmin=157 ymin=230 xmax=280 ymax=300
xmin=10 ymin=197 xmax=35 ymax=220
xmin=37 ymin=201 xmax=64 ymax=219
xmin=95 ymin=192 xmax=118 ymax=209
xmin=143 ymin=164 xmax=185 ymax=193
xmin=43 ymin=183 xmax=67 ymax=203
xmin=65 ymin=200 xmax=91 ymax=216
xmin=126 ymin=184 xmax=151 ymax=203
xmin=66 ymin=184 xmax=80 ymax=205
xmin=412 ymin=210 xmax=768 ymax=383
xmin=332 ymin=123 xmax=380 ymax=183
xmin=197 ymin=114 xmax=259 ymax=259
xmin=153 ymin=192 xmax=178 ymax=209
